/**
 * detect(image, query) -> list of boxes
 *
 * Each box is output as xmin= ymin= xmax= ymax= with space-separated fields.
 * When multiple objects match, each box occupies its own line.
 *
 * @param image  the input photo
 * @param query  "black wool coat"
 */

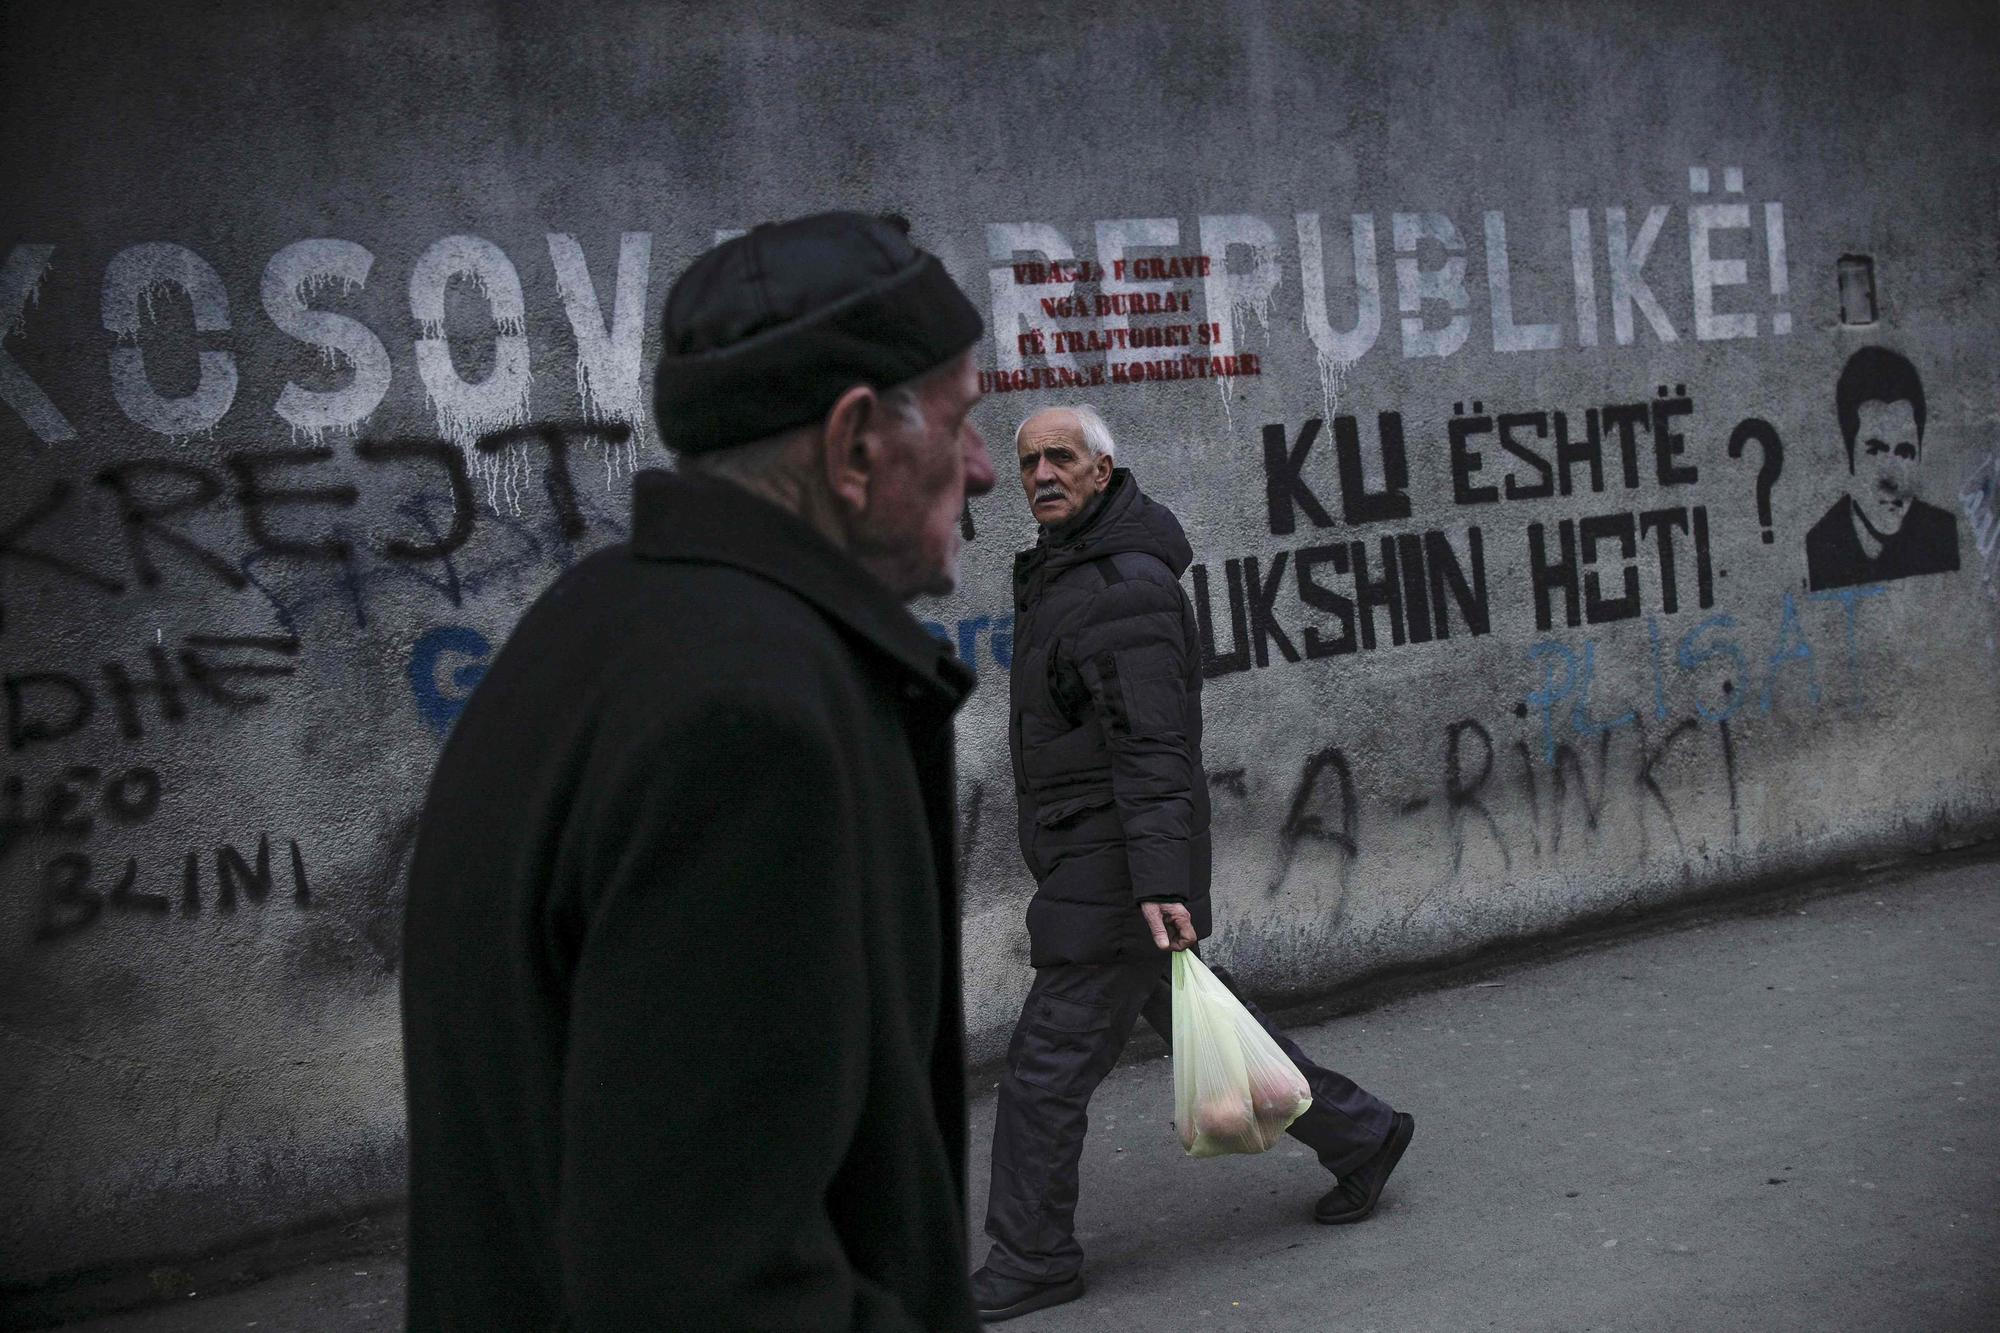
xmin=1009 ymin=469 xmax=1213 ymax=966
xmin=401 ymin=469 xmax=979 ymax=1332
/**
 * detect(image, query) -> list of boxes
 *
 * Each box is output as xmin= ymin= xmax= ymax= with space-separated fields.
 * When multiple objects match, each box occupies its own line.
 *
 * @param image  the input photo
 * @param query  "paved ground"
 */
xmin=44 ymin=856 xmax=2000 ymax=1331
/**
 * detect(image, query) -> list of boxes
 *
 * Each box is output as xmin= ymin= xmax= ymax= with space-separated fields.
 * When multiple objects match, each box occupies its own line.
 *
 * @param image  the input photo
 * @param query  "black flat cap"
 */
xmin=653 ymin=211 xmax=985 ymax=454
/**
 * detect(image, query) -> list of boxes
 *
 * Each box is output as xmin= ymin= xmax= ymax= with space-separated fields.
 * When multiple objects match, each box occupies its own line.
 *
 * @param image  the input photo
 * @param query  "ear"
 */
xmin=1093 ymin=450 xmax=1114 ymax=485
xmin=819 ymin=384 xmax=883 ymax=515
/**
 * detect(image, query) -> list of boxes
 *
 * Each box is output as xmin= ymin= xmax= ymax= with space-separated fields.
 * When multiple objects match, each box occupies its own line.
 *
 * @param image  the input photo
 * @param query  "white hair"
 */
xmin=878 ymin=379 xmax=925 ymax=429
xmin=1016 ymin=405 xmax=1116 ymax=460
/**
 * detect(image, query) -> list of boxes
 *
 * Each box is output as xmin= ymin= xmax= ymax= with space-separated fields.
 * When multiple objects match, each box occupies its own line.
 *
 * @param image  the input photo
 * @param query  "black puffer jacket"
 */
xmin=1009 ymin=468 xmax=1213 ymax=966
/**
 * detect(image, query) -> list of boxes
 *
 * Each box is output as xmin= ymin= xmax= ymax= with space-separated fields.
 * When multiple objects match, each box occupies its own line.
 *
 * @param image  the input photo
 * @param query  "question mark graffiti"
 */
xmin=1727 ymin=418 xmax=1784 ymax=544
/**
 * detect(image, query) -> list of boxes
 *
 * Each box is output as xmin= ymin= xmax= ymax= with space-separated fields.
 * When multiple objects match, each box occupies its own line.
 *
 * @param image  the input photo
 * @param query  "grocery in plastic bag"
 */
xmin=1172 ymin=950 xmax=1314 ymax=1157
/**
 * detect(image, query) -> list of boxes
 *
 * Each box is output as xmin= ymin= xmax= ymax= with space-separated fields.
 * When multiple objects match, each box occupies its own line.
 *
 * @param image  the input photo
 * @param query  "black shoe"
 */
xmin=969 ymin=1266 xmax=1085 ymax=1323
xmin=1314 ymin=1111 xmax=1414 ymax=1224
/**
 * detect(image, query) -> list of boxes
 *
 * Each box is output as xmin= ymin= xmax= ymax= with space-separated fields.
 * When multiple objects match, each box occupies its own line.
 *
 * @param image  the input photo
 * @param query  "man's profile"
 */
xmin=400 ymin=212 xmax=995 ymax=1331
xmin=1805 ymin=345 xmax=1960 ymax=590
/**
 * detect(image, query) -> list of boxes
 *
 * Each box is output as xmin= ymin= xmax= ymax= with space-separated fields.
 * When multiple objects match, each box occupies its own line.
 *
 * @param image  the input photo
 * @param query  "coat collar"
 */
xmin=627 ymin=468 xmax=976 ymax=711
xmin=1038 ymin=468 xmax=1134 ymax=551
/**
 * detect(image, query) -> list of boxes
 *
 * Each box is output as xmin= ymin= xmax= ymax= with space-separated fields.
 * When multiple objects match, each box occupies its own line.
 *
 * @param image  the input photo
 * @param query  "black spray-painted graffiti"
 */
xmin=1192 ymin=383 xmax=1770 ymax=675
xmin=1 ymin=764 xmax=161 ymax=862
xmin=0 ymin=752 xmax=313 ymax=944
xmin=1261 ymin=713 xmax=1747 ymax=905
xmin=1238 ymin=578 xmax=1893 ymax=913
xmin=31 ymin=835 xmax=313 ymax=943
xmin=5 ymin=634 xmax=301 ymax=750
xmin=1269 ymin=745 xmax=1358 ymax=894
xmin=1726 ymin=417 xmax=1783 ymax=544
xmin=1 ymin=630 xmax=315 ymax=943
xmin=0 ymin=422 xmax=630 ymax=640
xmin=1805 ymin=346 xmax=1961 ymax=591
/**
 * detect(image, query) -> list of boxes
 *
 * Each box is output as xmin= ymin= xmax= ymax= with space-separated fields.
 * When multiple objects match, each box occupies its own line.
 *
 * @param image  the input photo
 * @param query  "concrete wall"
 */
xmin=3 ymin=0 xmax=1997 ymax=1286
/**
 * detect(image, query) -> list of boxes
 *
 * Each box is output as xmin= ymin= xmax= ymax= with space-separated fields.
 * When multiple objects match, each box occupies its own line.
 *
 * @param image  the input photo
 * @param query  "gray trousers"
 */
xmin=981 ymin=952 xmax=1396 ymax=1283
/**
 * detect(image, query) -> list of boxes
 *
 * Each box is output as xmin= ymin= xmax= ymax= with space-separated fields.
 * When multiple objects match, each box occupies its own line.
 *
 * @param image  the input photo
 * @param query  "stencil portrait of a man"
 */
xmin=1805 ymin=346 xmax=1962 ymax=591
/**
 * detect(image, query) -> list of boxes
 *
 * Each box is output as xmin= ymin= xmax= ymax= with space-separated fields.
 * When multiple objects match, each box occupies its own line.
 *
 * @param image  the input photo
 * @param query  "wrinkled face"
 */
xmin=850 ymin=351 xmax=995 ymax=599
xmin=1017 ymin=410 xmax=1112 ymax=526
xmin=1849 ymin=398 xmax=1922 ymax=536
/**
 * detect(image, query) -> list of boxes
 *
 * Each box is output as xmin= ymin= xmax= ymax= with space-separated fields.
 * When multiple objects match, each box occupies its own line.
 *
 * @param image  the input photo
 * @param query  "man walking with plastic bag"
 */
xmin=403 ymin=213 xmax=995 ymax=1331
xmin=970 ymin=406 xmax=1415 ymax=1323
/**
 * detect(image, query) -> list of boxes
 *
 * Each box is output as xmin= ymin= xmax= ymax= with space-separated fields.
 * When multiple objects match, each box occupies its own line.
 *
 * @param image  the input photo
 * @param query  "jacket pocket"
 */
xmin=1046 ymin=645 xmax=1090 ymax=728
xmin=1010 ymin=990 xmax=1116 ymax=1093
xmin=1034 ymin=791 xmax=1114 ymax=829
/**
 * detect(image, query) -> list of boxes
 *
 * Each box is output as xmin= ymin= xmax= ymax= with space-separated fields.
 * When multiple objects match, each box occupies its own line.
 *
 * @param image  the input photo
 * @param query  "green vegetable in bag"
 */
xmin=1172 ymin=951 xmax=1313 ymax=1157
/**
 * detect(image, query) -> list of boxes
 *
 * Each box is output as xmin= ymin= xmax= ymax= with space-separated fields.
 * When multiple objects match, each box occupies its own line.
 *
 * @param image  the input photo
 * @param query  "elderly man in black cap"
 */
xmin=402 ymin=212 xmax=994 ymax=1331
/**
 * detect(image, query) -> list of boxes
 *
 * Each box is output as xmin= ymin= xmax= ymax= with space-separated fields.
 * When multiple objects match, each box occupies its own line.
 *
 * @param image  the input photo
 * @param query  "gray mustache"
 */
xmin=1034 ymin=486 xmax=1065 ymax=500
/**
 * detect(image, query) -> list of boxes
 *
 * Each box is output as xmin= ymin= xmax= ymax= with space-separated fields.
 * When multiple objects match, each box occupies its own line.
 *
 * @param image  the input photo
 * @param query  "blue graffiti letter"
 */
xmin=408 ymin=625 xmax=491 ymax=735
xmin=1569 ymin=641 xmax=1636 ymax=740
xmin=991 ymin=615 xmax=1015 ymax=669
xmin=1759 ymin=591 xmax=1819 ymax=714
xmin=1525 ymin=640 xmax=1580 ymax=765
xmin=1807 ymin=583 xmax=1887 ymax=711
xmin=956 ymin=615 xmax=991 ymax=668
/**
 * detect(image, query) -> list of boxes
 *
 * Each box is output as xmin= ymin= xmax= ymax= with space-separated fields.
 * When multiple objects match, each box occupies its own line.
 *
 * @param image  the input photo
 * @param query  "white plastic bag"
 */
xmin=1172 ymin=951 xmax=1313 ymax=1157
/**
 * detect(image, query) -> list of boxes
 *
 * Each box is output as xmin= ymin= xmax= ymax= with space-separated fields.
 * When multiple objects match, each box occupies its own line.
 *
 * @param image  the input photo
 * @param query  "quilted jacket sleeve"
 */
xmin=1072 ymin=566 xmax=1197 ymax=903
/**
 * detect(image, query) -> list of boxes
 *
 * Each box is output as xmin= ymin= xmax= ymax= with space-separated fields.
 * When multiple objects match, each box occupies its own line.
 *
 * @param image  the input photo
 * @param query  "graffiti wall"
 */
xmin=3 ymin=0 xmax=1997 ymax=1286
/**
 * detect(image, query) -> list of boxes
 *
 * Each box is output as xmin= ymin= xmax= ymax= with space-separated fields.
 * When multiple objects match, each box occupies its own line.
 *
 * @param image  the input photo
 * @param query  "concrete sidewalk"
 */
xmin=44 ymin=856 xmax=2000 ymax=1332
